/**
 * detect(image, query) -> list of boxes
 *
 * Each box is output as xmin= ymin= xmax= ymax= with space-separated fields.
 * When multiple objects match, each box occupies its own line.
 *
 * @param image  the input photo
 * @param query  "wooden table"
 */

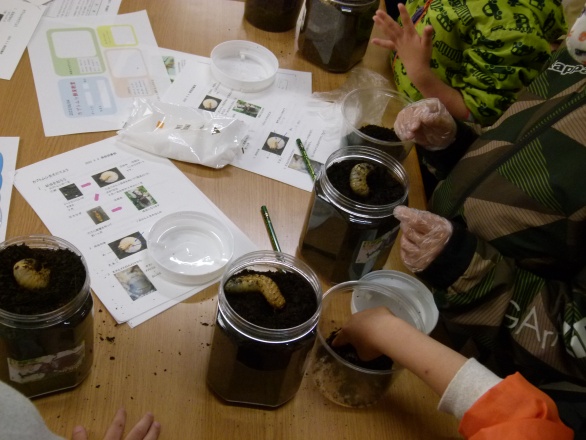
xmin=0 ymin=1 xmax=460 ymax=438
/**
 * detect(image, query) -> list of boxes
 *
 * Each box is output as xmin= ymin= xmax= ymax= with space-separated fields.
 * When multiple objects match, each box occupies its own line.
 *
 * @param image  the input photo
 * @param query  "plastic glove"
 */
xmin=394 ymin=98 xmax=457 ymax=151
xmin=393 ymin=205 xmax=453 ymax=273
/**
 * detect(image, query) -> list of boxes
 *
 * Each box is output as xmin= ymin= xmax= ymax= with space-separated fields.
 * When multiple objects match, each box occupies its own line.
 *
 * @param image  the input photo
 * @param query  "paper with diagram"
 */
xmin=27 ymin=10 xmax=171 ymax=136
xmin=14 ymin=137 xmax=258 ymax=326
xmin=0 ymin=0 xmax=46 ymax=80
xmin=161 ymin=50 xmax=345 ymax=192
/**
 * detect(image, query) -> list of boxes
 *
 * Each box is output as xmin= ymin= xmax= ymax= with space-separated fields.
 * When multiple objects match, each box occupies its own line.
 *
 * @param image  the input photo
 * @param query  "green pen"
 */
xmin=296 ymin=139 xmax=316 ymax=182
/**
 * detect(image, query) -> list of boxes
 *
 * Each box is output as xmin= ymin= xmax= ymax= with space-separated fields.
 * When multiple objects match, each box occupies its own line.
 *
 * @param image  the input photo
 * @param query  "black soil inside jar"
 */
xmin=244 ymin=0 xmax=303 ymax=32
xmin=0 ymin=244 xmax=86 ymax=314
xmin=327 ymin=159 xmax=404 ymax=204
xmin=359 ymin=124 xmax=401 ymax=143
xmin=326 ymin=330 xmax=393 ymax=370
xmin=224 ymin=269 xmax=317 ymax=329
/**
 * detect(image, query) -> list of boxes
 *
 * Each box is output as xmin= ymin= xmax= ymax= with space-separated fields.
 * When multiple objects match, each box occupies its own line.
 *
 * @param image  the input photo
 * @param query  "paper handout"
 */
xmin=0 ymin=0 xmax=46 ymax=80
xmin=14 ymin=137 xmax=258 ymax=326
xmin=27 ymin=10 xmax=171 ymax=136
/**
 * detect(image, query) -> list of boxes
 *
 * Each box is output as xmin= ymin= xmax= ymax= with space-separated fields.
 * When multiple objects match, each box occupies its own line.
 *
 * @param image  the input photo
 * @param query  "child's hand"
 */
xmin=372 ymin=5 xmax=434 ymax=82
xmin=394 ymin=98 xmax=457 ymax=150
xmin=71 ymin=408 xmax=161 ymax=440
xmin=332 ymin=307 xmax=396 ymax=361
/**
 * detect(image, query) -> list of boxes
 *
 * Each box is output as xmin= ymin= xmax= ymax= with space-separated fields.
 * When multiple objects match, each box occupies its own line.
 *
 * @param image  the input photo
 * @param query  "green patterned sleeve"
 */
xmin=460 ymin=34 xmax=552 ymax=126
xmin=454 ymin=3 xmax=567 ymax=126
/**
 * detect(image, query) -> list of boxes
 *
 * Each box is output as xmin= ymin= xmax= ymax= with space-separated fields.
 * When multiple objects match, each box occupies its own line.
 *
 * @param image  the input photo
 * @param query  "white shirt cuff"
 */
xmin=437 ymin=358 xmax=502 ymax=420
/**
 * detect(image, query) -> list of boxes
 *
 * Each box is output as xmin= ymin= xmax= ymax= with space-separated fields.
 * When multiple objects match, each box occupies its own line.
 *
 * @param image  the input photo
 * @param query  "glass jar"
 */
xmin=298 ymin=0 xmax=379 ymax=72
xmin=206 ymin=251 xmax=322 ymax=407
xmin=244 ymin=0 xmax=305 ymax=32
xmin=0 ymin=235 xmax=93 ymax=398
xmin=311 ymin=281 xmax=425 ymax=407
xmin=299 ymin=146 xmax=409 ymax=283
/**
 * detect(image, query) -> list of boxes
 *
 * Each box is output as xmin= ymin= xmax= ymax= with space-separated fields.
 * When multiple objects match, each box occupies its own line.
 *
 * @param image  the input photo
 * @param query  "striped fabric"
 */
xmin=420 ymin=46 xmax=586 ymax=387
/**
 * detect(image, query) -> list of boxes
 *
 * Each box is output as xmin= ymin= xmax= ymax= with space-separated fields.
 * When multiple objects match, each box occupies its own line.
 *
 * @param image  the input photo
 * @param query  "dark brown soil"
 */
xmin=0 ymin=244 xmax=86 ymax=315
xmin=359 ymin=124 xmax=401 ymax=143
xmin=326 ymin=330 xmax=393 ymax=370
xmin=224 ymin=269 xmax=318 ymax=329
xmin=327 ymin=159 xmax=404 ymax=204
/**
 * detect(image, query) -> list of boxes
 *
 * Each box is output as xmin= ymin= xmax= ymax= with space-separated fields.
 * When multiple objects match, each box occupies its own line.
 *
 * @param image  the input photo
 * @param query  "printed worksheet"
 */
xmin=0 ymin=0 xmax=46 ymax=80
xmin=44 ymin=0 xmax=121 ymax=17
xmin=0 ymin=137 xmax=18 ymax=241
xmin=14 ymin=137 xmax=258 ymax=326
xmin=27 ymin=10 xmax=171 ymax=136
xmin=161 ymin=51 xmax=345 ymax=192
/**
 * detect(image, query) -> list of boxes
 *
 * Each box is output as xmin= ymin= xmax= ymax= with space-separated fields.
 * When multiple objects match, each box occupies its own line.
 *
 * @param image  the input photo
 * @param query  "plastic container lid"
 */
xmin=354 ymin=270 xmax=439 ymax=334
xmin=147 ymin=211 xmax=234 ymax=285
xmin=210 ymin=40 xmax=278 ymax=92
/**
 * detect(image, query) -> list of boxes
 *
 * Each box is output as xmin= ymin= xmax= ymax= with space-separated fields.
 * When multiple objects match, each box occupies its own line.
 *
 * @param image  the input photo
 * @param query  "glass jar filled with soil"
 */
xmin=310 ymin=281 xmax=425 ymax=408
xmin=244 ymin=0 xmax=305 ymax=32
xmin=0 ymin=235 xmax=93 ymax=398
xmin=341 ymin=87 xmax=414 ymax=161
xmin=299 ymin=146 xmax=409 ymax=283
xmin=207 ymin=251 xmax=322 ymax=407
xmin=297 ymin=0 xmax=379 ymax=72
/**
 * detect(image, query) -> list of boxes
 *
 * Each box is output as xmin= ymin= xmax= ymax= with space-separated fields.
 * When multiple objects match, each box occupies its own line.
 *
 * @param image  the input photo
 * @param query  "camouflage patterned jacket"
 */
xmin=394 ymin=0 xmax=567 ymax=125
xmin=417 ymin=46 xmax=586 ymax=388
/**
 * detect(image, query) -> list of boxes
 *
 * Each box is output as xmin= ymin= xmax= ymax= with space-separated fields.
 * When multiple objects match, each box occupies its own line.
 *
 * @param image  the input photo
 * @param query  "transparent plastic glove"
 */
xmin=393 ymin=205 xmax=453 ymax=273
xmin=394 ymin=98 xmax=457 ymax=151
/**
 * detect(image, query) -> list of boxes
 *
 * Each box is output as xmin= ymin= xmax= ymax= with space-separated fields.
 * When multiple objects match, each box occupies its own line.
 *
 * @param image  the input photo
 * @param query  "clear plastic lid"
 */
xmin=356 ymin=270 xmax=439 ymax=334
xmin=147 ymin=211 xmax=234 ymax=285
xmin=210 ymin=40 xmax=278 ymax=92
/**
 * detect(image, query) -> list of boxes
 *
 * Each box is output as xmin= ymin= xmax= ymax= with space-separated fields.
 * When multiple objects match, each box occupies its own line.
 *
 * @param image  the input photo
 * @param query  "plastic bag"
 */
xmin=306 ymin=67 xmax=393 ymax=140
xmin=311 ymin=67 xmax=391 ymax=103
xmin=117 ymin=98 xmax=247 ymax=169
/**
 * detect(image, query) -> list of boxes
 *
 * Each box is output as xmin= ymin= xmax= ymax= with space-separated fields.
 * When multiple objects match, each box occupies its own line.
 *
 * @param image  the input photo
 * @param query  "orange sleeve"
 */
xmin=459 ymin=373 xmax=574 ymax=440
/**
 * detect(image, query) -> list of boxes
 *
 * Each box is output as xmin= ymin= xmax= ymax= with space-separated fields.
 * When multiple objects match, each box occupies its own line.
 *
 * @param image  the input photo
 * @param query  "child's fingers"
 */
xmin=371 ymin=37 xmax=396 ymax=51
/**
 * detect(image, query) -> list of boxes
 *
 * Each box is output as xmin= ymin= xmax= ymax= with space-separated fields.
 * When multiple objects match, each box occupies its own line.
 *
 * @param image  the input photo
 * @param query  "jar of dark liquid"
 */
xmin=298 ymin=0 xmax=379 ymax=72
xmin=207 ymin=251 xmax=322 ymax=407
xmin=300 ymin=146 xmax=409 ymax=283
xmin=244 ymin=0 xmax=305 ymax=32
xmin=0 ymin=235 xmax=93 ymax=398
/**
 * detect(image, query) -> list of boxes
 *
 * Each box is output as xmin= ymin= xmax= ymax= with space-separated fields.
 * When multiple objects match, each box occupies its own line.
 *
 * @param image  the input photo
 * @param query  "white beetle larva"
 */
xmin=349 ymin=162 xmax=375 ymax=197
xmin=225 ymin=274 xmax=286 ymax=309
xmin=13 ymin=258 xmax=51 ymax=290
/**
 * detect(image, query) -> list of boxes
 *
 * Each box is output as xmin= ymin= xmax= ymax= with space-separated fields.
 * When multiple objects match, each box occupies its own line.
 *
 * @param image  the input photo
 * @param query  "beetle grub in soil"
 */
xmin=0 ymin=243 xmax=86 ymax=315
xmin=224 ymin=269 xmax=318 ymax=329
xmin=327 ymin=159 xmax=404 ymax=204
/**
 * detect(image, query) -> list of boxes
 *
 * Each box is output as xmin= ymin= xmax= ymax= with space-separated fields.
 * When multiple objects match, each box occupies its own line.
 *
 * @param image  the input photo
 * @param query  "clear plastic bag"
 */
xmin=117 ymin=99 xmax=247 ymax=169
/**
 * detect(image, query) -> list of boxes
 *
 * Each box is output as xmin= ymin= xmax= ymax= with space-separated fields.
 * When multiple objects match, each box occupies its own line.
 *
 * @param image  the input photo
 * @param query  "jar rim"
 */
xmin=0 ymin=234 xmax=91 ymax=328
xmin=319 ymin=145 xmax=409 ymax=216
xmin=317 ymin=280 xmax=426 ymax=374
xmin=218 ymin=250 xmax=322 ymax=343
xmin=341 ymin=87 xmax=413 ymax=148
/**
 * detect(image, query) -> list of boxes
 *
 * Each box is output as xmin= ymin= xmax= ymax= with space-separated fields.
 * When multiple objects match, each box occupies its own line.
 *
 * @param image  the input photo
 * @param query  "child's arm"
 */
xmin=372 ymin=6 xmax=469 ymax=121
xmin=333 ymin=307 xmax=574 ymax=439
xmin=333 ymin=306 xmax=468 ymax=396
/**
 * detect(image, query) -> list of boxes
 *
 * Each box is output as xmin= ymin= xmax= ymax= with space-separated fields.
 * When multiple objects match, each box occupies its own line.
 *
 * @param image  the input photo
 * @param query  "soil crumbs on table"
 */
xmin=225 ymin=269 xmax=317 ymax=329
xmin=0 ymin=244 xmax=86 ymax=315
